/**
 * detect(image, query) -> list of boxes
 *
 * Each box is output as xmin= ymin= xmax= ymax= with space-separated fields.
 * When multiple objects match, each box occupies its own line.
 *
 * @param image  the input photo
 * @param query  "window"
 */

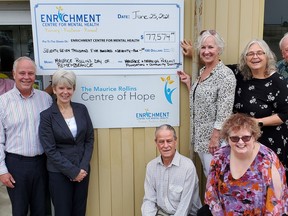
xmin=0 ymin=25 xmax=33 ymax=60
xmin=263 ymin=0 xmax=288 ymax=61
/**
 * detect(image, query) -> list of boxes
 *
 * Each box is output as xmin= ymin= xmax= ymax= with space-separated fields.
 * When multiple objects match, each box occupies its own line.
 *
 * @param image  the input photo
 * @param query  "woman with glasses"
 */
xmin=234 ymin=39 xmax=288 ymax=180
xmin=177 ymin=30 xmax=236 ymax=177
xmin=204 ymin=113 xmax=288 ymax=215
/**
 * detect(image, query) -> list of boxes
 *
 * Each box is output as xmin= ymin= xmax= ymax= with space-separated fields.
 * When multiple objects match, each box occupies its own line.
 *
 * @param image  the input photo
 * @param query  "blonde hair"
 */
xmin=195 ymin=30 xmax=225 ymax=55
xmin=52 ymin=70 xmax=76 ymax=89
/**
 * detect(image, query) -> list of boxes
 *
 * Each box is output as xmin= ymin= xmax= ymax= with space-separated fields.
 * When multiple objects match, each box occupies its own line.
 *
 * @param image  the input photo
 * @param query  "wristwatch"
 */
xmin=258 ymin=122 xmax=263 ymax=127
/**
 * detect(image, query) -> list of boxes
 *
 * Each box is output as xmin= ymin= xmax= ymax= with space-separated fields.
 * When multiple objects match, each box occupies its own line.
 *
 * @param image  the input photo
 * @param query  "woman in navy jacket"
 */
xmin=39 ymin=70 xmax=94 ymax=216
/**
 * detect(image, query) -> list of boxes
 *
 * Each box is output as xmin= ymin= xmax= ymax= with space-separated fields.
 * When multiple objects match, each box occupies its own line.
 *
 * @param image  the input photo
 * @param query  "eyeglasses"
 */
xmin=245 ymin=51 xmax=265 ymax=57
xmin=200 ymin=29 xmax=216 ymax=36
xmin=229 ymin=135 xmax=252 ymax=142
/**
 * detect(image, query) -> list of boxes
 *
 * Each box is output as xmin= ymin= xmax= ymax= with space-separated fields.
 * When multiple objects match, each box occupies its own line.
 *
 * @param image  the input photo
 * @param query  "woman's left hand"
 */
xmin=73 ymin=169 xmax=88 ymax=182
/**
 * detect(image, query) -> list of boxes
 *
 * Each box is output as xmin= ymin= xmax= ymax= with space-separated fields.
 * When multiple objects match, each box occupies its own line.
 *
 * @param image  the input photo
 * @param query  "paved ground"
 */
xmin=0 ymin=183 xmax=12 ymax=216
xmin=0 ymin=182 xmax=54 ymax=216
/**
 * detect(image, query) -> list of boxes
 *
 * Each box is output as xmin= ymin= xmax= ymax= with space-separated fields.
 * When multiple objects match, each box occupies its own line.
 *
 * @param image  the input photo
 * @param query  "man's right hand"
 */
xmin=0 ymin=173 xmax=15 ymax=188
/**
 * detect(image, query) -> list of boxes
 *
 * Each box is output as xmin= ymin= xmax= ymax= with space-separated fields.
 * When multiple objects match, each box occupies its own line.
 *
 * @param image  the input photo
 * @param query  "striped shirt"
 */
xmin=0 ymin=86 xmax=52 ymax=175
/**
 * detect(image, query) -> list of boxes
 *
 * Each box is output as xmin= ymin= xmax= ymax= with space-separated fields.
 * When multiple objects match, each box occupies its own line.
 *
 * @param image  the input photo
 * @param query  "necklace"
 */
xmin=59 ymin=105 xmax=71 ymax=114
xmin=65 ymin=117 xmax=73 ymax=127
xmin=58 ymin=104 xmax=73 ymax=120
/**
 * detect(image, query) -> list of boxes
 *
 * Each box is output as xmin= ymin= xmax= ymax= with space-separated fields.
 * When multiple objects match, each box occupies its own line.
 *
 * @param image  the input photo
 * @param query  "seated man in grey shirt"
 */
xmin=141 ymin=124 xmax=202 ymax=216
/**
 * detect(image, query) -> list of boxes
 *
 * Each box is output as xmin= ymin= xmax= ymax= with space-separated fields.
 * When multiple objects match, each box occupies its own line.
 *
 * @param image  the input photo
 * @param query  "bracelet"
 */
xmin=258 ymin=122 xmax=263 ymax=127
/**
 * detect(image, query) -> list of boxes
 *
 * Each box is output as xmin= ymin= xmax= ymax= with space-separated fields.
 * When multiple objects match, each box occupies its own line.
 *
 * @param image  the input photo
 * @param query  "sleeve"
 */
xmin=174 ymin=162 xmax=202 ymax=216
xmin=214 ymin=69 xmax=236 ymax=129
xmin=204 ymin=152 xmax=225 ymax=216
xmin=285 ymin=186 xmax=288 ymax=215
xmin=39 ymin=111 xmax=80 ymax=179
xmin=273 ymin=75 xmax=288 ymax=122
xmin=225 ymin=64 xmax=239 ymax=75
xmin=0 ymin=107 xmax=8 ymax=175
xmin=79 ymin=105 xmax=94 ymax=172
xmin=264 ymin=150 xmax=288 ymax=215
xmin=141 ymin=162 xmax=158 ymax=216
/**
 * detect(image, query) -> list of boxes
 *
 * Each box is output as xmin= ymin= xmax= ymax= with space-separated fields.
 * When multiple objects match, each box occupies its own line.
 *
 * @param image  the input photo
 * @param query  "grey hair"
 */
xmin=13 ymin=56 xmax=36 ymax=72
xmin=52 ymin=69 xmax=76 ymax=89
xmin=195 ymin=30 xmax=225 ymax=55
xmin=155 ymin=124 xmax=177 ymax=141
xmin=239 ymin=39 xmax=277 ymax=80
xmin=279 ymin=32 xmax=288 ymax=50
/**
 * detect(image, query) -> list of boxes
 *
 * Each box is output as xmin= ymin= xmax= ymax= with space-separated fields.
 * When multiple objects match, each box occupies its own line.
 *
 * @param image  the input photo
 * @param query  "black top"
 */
xmin=234 ymin=71 xmax=288 ymax=177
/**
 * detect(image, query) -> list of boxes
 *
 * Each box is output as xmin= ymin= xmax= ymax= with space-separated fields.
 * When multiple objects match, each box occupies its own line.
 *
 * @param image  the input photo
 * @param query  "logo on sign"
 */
xmin=40 ymin=6 xmax=101 ymax=27
xmin=136 ymin=109 xmax=170 ymax=120
xmin=161 ymin=75 xmax=176 ymax=104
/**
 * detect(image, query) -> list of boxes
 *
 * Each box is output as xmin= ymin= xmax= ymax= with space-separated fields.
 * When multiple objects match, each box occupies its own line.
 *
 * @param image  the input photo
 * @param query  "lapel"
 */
xmin=51 ymin=102 xmax=77 ymax=139
xmin=70 ymin=102 xmax=82 ymax=138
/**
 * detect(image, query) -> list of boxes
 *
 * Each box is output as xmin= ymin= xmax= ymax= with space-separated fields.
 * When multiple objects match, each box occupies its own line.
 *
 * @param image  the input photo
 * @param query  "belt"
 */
xmin=5 ymin=152 xmax=45 ymax=161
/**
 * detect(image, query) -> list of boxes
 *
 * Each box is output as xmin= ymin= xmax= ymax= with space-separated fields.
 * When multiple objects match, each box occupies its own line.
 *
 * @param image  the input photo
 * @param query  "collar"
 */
xmin=156 ymin=150 xmax=180 ymax=167
xmin=200 ymin=60 xmax=223 ymax=75
xmin=13 ymin=86 xmax=35 ymax=99
xmin=278 ymin=59 xmax=288 ymax=67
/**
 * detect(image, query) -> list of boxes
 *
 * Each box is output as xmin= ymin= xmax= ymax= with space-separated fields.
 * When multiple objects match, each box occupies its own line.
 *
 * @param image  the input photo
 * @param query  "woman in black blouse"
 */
xmin=234 ymin=39 xmax=288 ymax=180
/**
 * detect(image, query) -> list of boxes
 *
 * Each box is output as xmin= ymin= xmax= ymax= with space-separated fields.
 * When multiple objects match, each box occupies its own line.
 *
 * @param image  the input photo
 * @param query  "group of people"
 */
xmin=179 ymin=31 xmax=288 ymax=181
xmin=1 ymin=32 xmax=288 ymax=216
xmin=141 ymin=31 xmax=288 ymax=216
xmin=0 ymin=55 xmax=94 ymax=216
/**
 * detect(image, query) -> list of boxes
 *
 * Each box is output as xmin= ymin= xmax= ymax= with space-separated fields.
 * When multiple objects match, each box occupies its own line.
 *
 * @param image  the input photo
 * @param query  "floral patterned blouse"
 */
xmin=205 ymin=144 xmax=288 ymax=216
xmin=234 ymin=71 xmax=288 ymax=179
xmin=190 ymin=61 xmax=236 ymax=153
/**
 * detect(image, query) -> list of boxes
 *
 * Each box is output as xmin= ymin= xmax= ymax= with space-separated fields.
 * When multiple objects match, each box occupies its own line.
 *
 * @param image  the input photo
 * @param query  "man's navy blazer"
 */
xmin=39 ymin=101 xmax=94 ymax=180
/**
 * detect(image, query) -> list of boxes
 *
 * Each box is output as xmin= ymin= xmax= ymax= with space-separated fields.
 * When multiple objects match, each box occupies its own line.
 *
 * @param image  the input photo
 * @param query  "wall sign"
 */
xmin=30 ymin=0 xmax=183 ymax=128
xmin=73 ymin=74 xmax=179 ymax=128
xmin=30 ymin=0 xmax=183 ymax=75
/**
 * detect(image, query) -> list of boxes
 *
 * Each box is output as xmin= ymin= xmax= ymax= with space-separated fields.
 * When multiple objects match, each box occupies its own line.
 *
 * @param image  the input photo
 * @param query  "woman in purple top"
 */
xmin=205 ymin=113 xmax=288 ymax=215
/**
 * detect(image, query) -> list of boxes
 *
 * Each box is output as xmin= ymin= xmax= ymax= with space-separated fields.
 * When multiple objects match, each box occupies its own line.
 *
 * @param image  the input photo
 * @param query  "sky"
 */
xmin=264 ymin=0 xmax=288 ymax=24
